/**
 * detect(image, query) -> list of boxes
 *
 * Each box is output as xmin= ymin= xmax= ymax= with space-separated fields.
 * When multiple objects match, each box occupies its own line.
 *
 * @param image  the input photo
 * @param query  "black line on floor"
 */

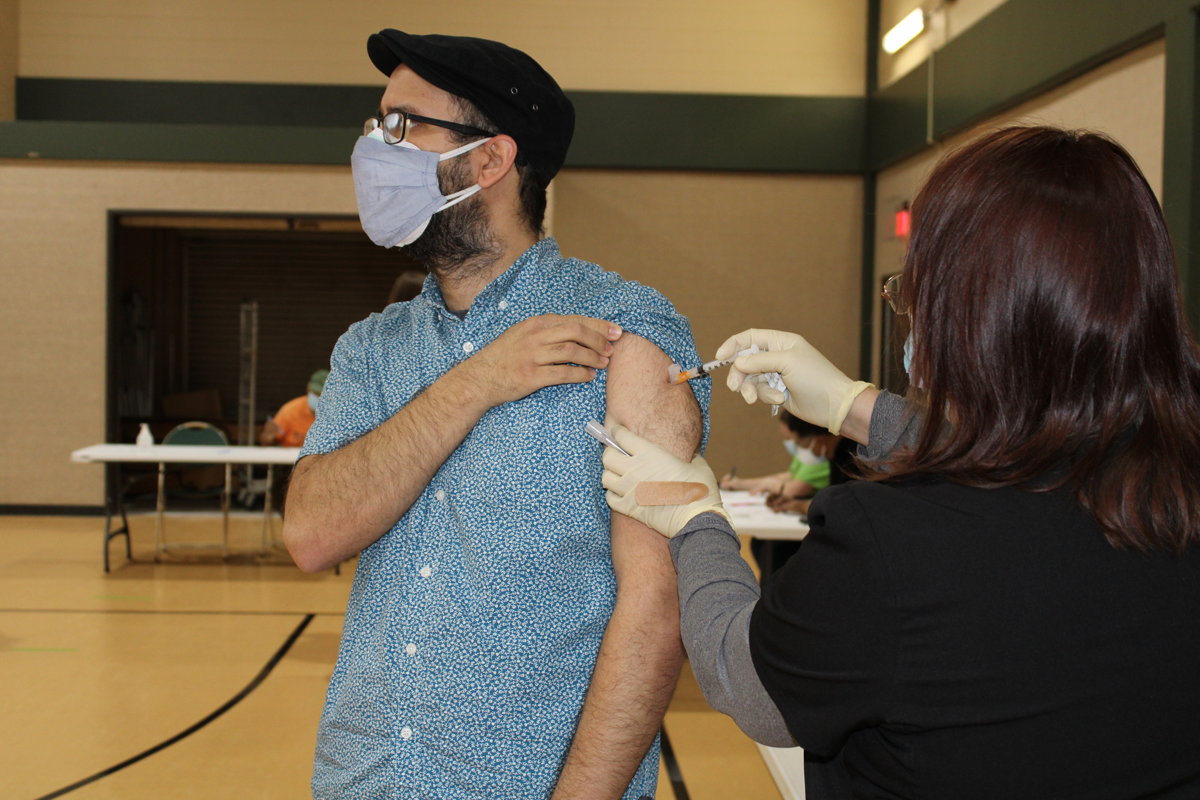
xmin=660 ymin=725 xmax=691 ymax=800
xmin=31 ymin=613 xmax=315 ymax=800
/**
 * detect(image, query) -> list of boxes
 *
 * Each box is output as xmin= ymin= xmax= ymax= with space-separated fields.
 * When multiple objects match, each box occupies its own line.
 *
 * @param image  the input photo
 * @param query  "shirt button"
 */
xmin=462 ymin=341 xmax=474 ymax=353
xmin=419 ymin=566 xmax=432 ymax=578
xmin=405 ymin=643 xmax=417 ymax=656
xmin=498 ymin=300 xmax=509 ymax=310
xmin=435 ymin=489 xmax=446 ymax=501
xmin=400 ymin=727 xmax=413 ymax=739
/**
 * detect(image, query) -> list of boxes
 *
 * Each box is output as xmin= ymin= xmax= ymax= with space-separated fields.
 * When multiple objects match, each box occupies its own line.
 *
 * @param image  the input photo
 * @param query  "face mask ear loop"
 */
xmin=436 ymin=184 xmax=482 ymax=212
xmin=438 ymin=136 xmax=491 ymax=161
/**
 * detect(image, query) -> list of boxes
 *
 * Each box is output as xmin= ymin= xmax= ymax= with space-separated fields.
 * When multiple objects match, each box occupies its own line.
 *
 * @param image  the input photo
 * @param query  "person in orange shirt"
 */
xmin=259 ymin=369 xmax=328 ymax=447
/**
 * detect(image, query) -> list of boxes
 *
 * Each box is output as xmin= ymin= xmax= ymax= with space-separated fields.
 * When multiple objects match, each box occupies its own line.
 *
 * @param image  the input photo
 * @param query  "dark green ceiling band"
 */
xmin=0 ymin=119 xmax=356 ymax=164
xmin=1163 ymin=8 xmax=1200 ymax=326
xmin=569 ymin=92 xmax=864 ymax=173
xmin=16 ymin=77 xmax=382 ymax=127
xmin=931 ymin=1 xmax=1168 ymax=142
xmin=7 ymin=77 xmax=866 ymax=172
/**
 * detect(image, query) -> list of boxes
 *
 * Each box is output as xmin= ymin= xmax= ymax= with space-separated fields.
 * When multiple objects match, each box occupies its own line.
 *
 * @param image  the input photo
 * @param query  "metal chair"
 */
xmin=155 ymin=421 xmax=231 ymax=559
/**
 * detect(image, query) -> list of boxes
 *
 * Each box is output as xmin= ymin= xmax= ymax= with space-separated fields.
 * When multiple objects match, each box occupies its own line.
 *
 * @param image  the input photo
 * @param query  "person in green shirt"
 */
xmin=720 ymin=410 xmax=834 ymax=497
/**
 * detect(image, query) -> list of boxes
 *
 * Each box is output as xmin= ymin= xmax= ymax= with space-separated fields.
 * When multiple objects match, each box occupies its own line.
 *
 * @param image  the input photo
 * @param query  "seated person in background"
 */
xmin=720 ymin=410 xmax=834 ymax=498
xmin=259 ymin=369 xmax=328 ymax=447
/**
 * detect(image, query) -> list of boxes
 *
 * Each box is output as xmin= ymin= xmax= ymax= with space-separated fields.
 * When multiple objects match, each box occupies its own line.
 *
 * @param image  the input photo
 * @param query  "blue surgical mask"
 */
xmin=351 ymin=130 xmax=488 ymax=248
xmin=307 ymin=392 xmax=320 ymax=411
xmin=903 ymin=333 xmax=914 ymax=375
xmin=783 ymin=439 xmax=799 ymax=457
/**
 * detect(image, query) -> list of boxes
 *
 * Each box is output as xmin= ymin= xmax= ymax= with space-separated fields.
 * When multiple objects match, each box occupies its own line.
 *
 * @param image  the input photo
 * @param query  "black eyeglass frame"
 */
xmin=364 ymin=111 xmax=498 ymax=145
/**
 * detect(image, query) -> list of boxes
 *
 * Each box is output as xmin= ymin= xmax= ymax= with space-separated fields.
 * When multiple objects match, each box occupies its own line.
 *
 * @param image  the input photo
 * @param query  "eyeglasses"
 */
xmin=363 ymin=111 xmax=497 ymax=146
xmin=882 ymin=273 xmax=909 ymax=315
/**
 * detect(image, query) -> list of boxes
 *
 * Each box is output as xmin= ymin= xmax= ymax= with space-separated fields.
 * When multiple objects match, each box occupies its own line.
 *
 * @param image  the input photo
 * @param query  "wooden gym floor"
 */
xmin=1 ymin=514 xmax=784 ymax=800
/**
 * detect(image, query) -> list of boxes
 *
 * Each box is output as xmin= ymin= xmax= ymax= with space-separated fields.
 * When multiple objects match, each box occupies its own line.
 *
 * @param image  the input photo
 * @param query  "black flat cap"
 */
xmin=367 ymin=30 xmax=574 ymax=188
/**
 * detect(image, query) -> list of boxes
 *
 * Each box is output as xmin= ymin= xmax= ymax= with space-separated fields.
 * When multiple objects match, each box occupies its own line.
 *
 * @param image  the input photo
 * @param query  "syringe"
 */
xmin=667 ymin=346 xmax=761 ymax=384
xmin=668 ymin=345 xmax=789 ymax=414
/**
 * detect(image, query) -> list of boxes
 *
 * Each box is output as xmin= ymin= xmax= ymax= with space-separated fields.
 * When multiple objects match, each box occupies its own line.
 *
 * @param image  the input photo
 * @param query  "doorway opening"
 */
xmin=108 ymin=212 xmax=424 ymax=447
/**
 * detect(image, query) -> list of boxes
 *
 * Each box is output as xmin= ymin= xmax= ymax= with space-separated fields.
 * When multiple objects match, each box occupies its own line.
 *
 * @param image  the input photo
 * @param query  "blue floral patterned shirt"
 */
xmin=302 ymin=238 xmax=710 ymax=799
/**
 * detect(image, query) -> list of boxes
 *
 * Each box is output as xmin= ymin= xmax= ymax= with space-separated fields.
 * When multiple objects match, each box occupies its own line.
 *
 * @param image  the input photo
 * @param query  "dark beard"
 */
xmin=405 ymin=154 xmax=503 ymax=279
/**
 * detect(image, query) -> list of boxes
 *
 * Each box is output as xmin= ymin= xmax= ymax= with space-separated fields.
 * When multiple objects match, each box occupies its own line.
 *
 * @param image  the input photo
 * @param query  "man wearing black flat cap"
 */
xmin=283 ymin=30 xmax=709 ymax=800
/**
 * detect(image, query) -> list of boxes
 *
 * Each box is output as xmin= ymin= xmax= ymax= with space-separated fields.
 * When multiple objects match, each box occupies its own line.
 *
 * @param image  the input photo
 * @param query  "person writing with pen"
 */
xmin=599 ymin=127 xmax=1200 ymax=798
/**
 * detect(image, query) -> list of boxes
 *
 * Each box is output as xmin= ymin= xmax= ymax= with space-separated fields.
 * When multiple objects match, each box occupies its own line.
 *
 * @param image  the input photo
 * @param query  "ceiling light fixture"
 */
xmin=882 ymin=8 xmax=926 ymax=54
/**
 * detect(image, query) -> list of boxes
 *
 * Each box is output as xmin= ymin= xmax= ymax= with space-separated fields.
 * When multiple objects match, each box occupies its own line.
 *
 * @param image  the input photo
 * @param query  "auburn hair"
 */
xmin=874 ymin=126 xmax=1200 ymax=553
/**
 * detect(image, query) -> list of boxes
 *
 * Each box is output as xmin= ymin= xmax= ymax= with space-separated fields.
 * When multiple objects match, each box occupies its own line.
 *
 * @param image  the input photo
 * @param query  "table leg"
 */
xmin=222 ymin=462 xmax=231 ymax=557
xmin=155 ymin=462 xmax=166 ymax=561
xmin=261 ymin=463 xmax=275 ymax=554
xmin=102 ymin=462 xmax=132 ymax=572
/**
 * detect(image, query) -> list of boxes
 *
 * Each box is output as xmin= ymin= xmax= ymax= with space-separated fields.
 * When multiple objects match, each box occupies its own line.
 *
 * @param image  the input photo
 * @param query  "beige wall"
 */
xmin=870 ymin=38 xmax=1166 ymax=383
xmin=18 ymin=0 xmax=866 ymax=96
xmin=555 ymin=170 xmax=862 ymax=480
xmin=0 ymin=0 xmax=16 ymax=120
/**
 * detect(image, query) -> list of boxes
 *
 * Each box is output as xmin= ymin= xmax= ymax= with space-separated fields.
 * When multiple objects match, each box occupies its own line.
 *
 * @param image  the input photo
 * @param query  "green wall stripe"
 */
xmin=6 ymin=78 xmax=866 ymax=173
xmin=570 ymin=93 xmax=864 ymax=173
xmin=0 ymin=120 xmax=356 ymax=165
xmin=931 ymin=0 xmax=1169 ymax=142
xmin=1164 ymin=8 xmax=1200 ymax=325
xmin=16 ymin=77 xmax=381 ymax=127
xmin=866 ymin=62 xmax=930 ymax=175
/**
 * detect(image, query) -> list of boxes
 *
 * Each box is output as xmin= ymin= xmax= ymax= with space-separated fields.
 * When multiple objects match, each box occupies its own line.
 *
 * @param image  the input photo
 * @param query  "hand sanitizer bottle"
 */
xmin=136 ymin=423 xmax=154 ymax=448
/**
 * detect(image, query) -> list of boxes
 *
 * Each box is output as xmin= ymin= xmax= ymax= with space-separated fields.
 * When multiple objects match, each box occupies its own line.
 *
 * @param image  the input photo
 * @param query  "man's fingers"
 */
xmin=550 ymin=316 xmax=622 ymax=354
xmin=539 ymin=341 xmax=611 ymax=370
xmin=538 ymin=364 xmax=598 ymax=388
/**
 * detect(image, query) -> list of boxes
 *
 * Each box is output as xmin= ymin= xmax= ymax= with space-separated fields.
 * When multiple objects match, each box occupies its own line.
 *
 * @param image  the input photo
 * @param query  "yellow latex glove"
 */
xmin=715 ymin=329 xmax=874 ymax=435
xmin=601 ymin=423 xmax=730 ymax=539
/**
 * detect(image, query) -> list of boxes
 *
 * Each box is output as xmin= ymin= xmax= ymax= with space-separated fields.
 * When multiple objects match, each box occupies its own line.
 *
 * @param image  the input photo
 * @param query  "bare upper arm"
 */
xmin=605 ymin=333 xmax=702 ymax=591
xmin=606 ymin=333 xmax=702 ymax=460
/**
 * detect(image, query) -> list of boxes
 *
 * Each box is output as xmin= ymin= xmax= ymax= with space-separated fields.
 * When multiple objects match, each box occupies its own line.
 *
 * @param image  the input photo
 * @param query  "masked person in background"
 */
xmin=720 ymin=410 xmax=833 ymax=497
xmin=282 ymin=30 xmax=707 ymax=800
xmin=601 ymin=127 xmax=1200 ymax=798
xmin=259 ymin=369 xmax=328 ymax=447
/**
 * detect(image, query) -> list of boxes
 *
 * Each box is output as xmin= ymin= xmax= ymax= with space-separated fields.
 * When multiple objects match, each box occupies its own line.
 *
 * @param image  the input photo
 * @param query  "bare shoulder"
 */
xmin=606 ymin=332 xmax=701 ymax=460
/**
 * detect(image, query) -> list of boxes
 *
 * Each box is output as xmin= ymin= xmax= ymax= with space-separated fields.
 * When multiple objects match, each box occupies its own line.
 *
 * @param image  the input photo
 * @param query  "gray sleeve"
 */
xmin=858 ymin=389 xmax=920 ymax=462
xmin=668 ymin=513 xmax=797 ymax=748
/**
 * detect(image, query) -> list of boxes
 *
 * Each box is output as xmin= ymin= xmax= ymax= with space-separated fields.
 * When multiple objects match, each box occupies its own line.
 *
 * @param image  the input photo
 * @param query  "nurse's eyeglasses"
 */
xmin=364 ymin=111 xmax=497 ymax=146
xmin=882 ymin=274 xmax=909 ymax=316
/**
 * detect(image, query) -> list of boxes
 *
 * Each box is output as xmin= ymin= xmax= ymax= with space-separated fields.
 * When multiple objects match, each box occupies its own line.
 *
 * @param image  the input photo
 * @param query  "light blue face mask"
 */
xmin=307 ymin=392 xmax=320 ymax=411
xmin=903 ymin=333 xmax=914 ymax=375
xmin=350 ymin=129 xmax=488 ymax=248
